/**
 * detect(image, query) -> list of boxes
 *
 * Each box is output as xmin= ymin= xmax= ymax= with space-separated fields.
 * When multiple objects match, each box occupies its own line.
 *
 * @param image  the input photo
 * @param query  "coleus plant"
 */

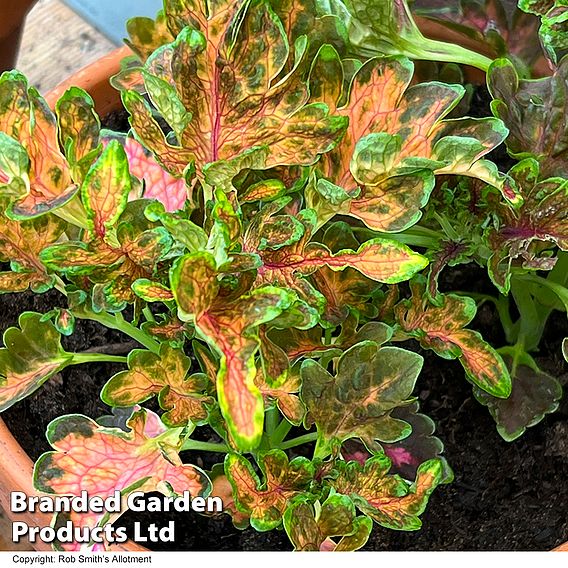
xmin=517 ymin=0 xmax=568 ymax=64
xmin=397 ymin=46 xmax=568 ymax=441
xmin=412 ymin=0 xmax=551 ymax=78
xmin=0 ymin=0 xmax=560 ymax=553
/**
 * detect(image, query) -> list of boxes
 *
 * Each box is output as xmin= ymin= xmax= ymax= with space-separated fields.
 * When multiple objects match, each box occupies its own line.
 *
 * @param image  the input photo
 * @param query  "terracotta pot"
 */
xmin=0 ymin=45 xmax=147 ymax=552
xmin=0 ymin=0 xmax=37 ymax=72
xmin=45 ymin=45 xmax=131 ymax=114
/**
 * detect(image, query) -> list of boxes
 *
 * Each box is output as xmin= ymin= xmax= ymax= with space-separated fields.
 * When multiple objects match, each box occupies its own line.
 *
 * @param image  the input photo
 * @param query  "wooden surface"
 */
xmin=16 ymin=0 xmax=116 ymax=93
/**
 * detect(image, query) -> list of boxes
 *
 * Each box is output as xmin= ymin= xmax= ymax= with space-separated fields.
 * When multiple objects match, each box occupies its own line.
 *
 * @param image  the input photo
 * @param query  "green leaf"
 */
xmin=40 ymin=308 xmax=76 ymax=336
xmin=197 ymin=287 xmax=296 ymax=451
xmin=247 ymin=203 xmax=428 ymax=316
xmin=0 ymin=133 xmax=29 ymax=197
xmin=315 ymin=55 xmax=510 ymax=232
xmin=395 ymin=279 xmax=511 ymax=398
xmin=171 ymin=251 xmax=297 ymax=450
xmin=81 ymin=140 xmax=131 ymax=239
xmin=145 ymin=201 xmax=207 ymax=250
xmin=142 ymin=70 xmax=192 ymax=142
xmin=225 ymin=450 xmax=315 ymax=531
xmin=283 ymin=493 xmax=372 ymax=551
xmin=310 ymin=222 xmax=384 ymax=324
xmin=0 ymin=72 xmax=78 ymax=218
xmin=518 ymin=0 xmax=568 ymax=63
xmin=170 ymin=251 xmax=219 ymax=318
xmin=0 ymin=313 xmax=73 ymax=411
xmin=255 ymin=363 xmax=305 ymax=425
xmin=131 ymin=279 xmax=175 ymax=302
xmin=55 ymin=87 xmax=101 ymax=183
xmin=0 ymin=207 xmax=65 ymax=293
xmin=301 ymin=341 xmax=423 ymax=458
xmin=332 ymin=454 xmax=445 ymax=530
xmin=125 ymin=10 xmax=174 ymax=60
xmin=486 ymin=159 xmax=568 ymax=293
xmin=102 ymin=344 xmax=214 ymax=426
xmin=317 ymin=0 xmax=492 ymax=70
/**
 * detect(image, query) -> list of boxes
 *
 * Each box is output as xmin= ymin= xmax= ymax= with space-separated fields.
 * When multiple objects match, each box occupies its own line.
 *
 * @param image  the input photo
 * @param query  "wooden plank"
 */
xmin=16 ymin=0 xmax=115 ymax=93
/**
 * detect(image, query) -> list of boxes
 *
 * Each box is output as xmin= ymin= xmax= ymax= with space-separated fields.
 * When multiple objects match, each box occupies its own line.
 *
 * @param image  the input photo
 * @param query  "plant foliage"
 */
xmin=0 ymin=0 xmax=565 ymax=552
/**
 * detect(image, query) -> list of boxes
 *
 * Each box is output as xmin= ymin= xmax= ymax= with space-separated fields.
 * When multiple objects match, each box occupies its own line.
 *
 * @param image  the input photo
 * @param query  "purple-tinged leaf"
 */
xmin=474 ymin=356 xmax=563 ymax=441
xmin=301 ymin=341 xmax=422 ymax=458
xmin=489 ymin=57 xmax=568 ymax=178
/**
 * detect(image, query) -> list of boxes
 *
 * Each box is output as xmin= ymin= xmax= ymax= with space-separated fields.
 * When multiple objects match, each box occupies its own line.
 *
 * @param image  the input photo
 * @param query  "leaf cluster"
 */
xmin=0 ymin=0 xmax=564 ymax=552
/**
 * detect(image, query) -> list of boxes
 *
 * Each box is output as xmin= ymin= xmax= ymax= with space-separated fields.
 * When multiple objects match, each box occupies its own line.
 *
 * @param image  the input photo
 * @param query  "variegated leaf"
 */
xmin=332 ymin=453 xmax=445 ymax=530
xmin=225 ymin=450 xmax=314 ymax=531
xmin=121 ymin=1 xmax=347 ymax=181
xmin=395 ymin=279 xmax=511 ymax=398
xmin=301 ymin=341 xmax=422 ymax=458
xmin=0 ymin=313 xmax=73 ymax=412
xmin=34 ymin=408 xmax=210 ymax=550
xmin=102 ymin=344 xmax=214 ymax=426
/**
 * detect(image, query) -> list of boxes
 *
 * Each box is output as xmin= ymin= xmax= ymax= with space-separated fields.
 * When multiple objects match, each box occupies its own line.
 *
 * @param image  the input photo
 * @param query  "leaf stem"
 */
xmin=271 ymin=419 xmax=293 ymax=447
xmin=181 ymin=439 xmax=230 ymax=453
xmin=142 ymin=307 xmax=156 ymax=323
xmin=278 ymin=432 xmax=317 ymax=450
xmin=265 ymin=406 xmax=279 ymax=437
xmin=400 ymin=35 xmax=492 ymax=71
xmin=77 ymin=311 xmax=161 ymax=354
xmin=71 ymin=353 xmax=128 ymax=365
xmin=510 ymin=278 xmax=541 ymax=352
xmin=53 ymin=276 xmax=68 ymax=296
xmin=465 ymin=292 xmax=516 ymax=344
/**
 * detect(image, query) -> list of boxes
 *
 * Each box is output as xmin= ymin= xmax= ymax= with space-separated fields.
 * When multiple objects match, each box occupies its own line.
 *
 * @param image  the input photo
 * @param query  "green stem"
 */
xmin=78 ymin=311 xmax=161 ymax=354
xmin=432 ymin=212 xmax=460 ymax=242
xmin=279 ymin=432 xmax=317 ymax=451
xmin=266 ymin=406 xmax=279 ymax=437
xmin=465 ymin=292 xmax=516 ymax=345
xmin=271 ymin=419 xmax=293 ymax=447
xmin=497 ymin=342 xmax=539 ymax=376
xmin=402 ymin=35 xmax=492 ymax=72
xmin=71 ymin=353 xmax=128 ymax=365
xmin=142 ymin=307 xmax=156 ymax=323
xmin=54 ymin=276 xmax=68 ymax=297
xmin=516 ymin=273 xmax=568 ymax=313
xmin=510 ymin=278 xmax=541 ymax=352
xmin=181 ymin=439 xmax=230 ymax=453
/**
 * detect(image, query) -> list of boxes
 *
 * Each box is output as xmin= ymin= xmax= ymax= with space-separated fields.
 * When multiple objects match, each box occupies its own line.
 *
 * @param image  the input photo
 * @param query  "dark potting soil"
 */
xmin=2 ymin=97 xmax=568 ymax=551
